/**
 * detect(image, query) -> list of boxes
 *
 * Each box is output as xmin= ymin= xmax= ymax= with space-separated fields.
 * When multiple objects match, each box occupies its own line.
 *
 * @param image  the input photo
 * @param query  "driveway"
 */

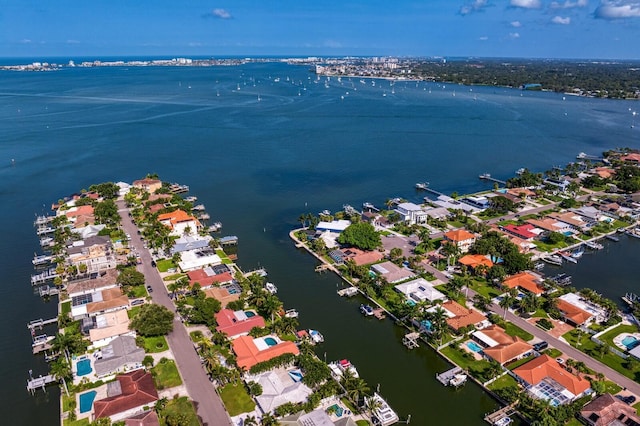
xmin=117 ymin=200 xmax=232 ymax=426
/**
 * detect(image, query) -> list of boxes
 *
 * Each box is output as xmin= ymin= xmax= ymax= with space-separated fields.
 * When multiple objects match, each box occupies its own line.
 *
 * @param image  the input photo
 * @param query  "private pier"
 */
xmin=27 ymin=317 xmax=58 ymax=331
xmin=26 ymin=374 xmax=57 ymax=394
xmin=436 ymin=366 xmax=463 ymax=386
xmin=31 ymin=268 xmax=59 ymax=285
xmin=484 ymin=402 xmax=517 ymax=425
xmin=402 ymin=332 xmax=420 ymax=349
xmin=479 ymin=173 xmax=506 ymax=185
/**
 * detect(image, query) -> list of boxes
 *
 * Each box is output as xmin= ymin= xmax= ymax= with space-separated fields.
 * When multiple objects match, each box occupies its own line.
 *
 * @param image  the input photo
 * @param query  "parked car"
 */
xmin=533 ymin=341 xmax=548 ymax=351
xmin=151 ymin=260 xmax=156 ymax=267
xmin=146 ymin=285 xmax=153 ymax=293
xmin=130 ymin=299 xmax=145 ymax=306
xmin=616 ymin=395 xmax=636 ymax=405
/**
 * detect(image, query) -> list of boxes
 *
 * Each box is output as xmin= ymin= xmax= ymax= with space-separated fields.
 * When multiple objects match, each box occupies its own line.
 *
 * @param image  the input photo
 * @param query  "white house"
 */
xmin=395 ymin=202 xmax=429 ymax=224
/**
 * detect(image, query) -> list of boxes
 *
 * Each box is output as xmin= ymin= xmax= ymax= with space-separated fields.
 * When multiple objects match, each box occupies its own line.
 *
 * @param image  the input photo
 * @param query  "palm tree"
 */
xmin=473 ymin=294 xmax=491 ymax=312
xmin=260 ymin=412 xmax=278 ymax=426
xmin=499 ymin=294 xmax=516 ymax=319
xmin=364 ymin=395 xmax=383 ymax=422
xmin=344 ymin=377 xmax=370 ymax=406
xmin=49 ymin=357 xmax=71 ymax=396
xmin=298 ymin=214 xmax=307 ymax=229
xmin=519 ymin=293 xmax=539 ymax=314
xmin=243 ymin=415 xmax=258 ymax=426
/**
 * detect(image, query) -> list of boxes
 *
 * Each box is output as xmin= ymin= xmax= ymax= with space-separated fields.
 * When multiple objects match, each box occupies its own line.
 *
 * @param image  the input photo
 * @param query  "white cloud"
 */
xmin=511 ymin=20 xmax=522 ymax=27
xmin=203 ymin=8 xmax=233 ymax=19
xmin=551 ymin=15 xmax=572 ymax=23
xmin=459 ymin=0 xmax=489 ymax=15
xmin=66 ymin=39 xmax=80 ymax=44
xmin=20 ymin=39 xmax=32 ymax=44
xmin=509 ymin=32 xmax=521 ymax=38
xmin=510 ymin=0 xmax=542 ymax=8
xmin=479 ymin=36 xmax=489 ymax=40
xmin=550 ymin=0 xmax=588 ymax=8
xmin=595 ymin=1 xmax=640 ymax=19
xmin=323 ymin=40 xmax=343 ymax=48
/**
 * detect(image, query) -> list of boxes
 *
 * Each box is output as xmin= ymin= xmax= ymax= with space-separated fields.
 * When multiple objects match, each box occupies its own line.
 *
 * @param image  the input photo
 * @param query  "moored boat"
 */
xmin=308 ymin=329 xmax=324 ymax=344
xmin=558 ymin=252 xmax=578 ymax=264
xmin=360 ymin=304 xmax=374 ymax=316
xmin=541 ymin=254 xmax=563 ymax=266
xmin=415 ymin=182 xmax=429 ymax=190
xmin=284 ymin=309 xmax=299 ymax=318
xmin=365 ymin=392 xmax=400 ymax=426
xmin=449 ymin=373 xmax=468 ymax=387
xmin=265 ymin=282 xmax=278 ymax=294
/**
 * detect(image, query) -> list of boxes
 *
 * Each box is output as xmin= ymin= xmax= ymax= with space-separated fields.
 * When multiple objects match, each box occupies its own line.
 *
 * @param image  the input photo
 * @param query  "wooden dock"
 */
xmin=168 ymin=183 xmax=189 ymax=194
xmin=436 ymin=366 xmax=463 ymax=386
xmin=372 ymin=307 xmax=386 ymax=320
xmin=26 ymin=374 xmax=57 ymax=394
xmin=402 ymin=332 xmax=420 ymax=349
xmin=484 ymin=402 xmax=517 ymax=425
xmin=31 ymin=268 xmax=59 ymax=285
xmin=315 ymin=264 xmax=331 ymax=273
xmin=479 ymin=173 xmax=506 ymax=185
xmin=28 ymin=318 xmax=58 ymax=331
xmin=38 ymin=286 xmax=61 ymax=297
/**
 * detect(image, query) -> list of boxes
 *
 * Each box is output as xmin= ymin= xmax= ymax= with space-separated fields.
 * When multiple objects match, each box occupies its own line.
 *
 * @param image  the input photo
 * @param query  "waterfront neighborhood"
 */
xmin=24 ymin=148 xmax=640 ymax=426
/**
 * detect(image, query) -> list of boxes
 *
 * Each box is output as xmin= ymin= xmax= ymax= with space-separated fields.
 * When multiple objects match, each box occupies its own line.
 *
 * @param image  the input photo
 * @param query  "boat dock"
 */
xmin=402 ymin=332 xmax=420 ymax=349
xmin=34 ymin=215 xmax=54 ymax=226
xmin=32 ymin=254 xmax=53 ymax=266
xmin=219 ymin=235 xmax=238 ymax=245
xmin=423 ymin=187 xmax=446 ymax=199
xmin=584 ymin=240 xmax=604 ymax=250
xmin=38 ymin=286 xmax=61 ymax=297
xmin=168 ymin=183 xmax=189 ymax=194
xmin=479 ymin=173 xmax=506 ymax=185
xmin=244 ymin=268 xmax=267 ymax=278
xmin=337 ymin=286 xmax=359 ymax=297
xmin=606 ymin=234 xmax=620 ymax=242
xmin=622 ymin=293 xmax=640 ymax=307
xmin=372 ymin=307 xmax=386 ymax=320
xmin=36 ymin=226 xmax=55 ymax=236
xmin=26 ymin=374 xmax=57 ymax=394
xmin=436 ymin=366 xmax=463 ymax=386
xmin=31 ymin=334 xmax=54 ymax=354
xmin=31 ymin=268 xmax=59 ymax=285
xmin=484 ymin=402 xmax=517 ymax=425
xmin=27 ymin=318 xmax=58 ymax=331
xmin=362 ymin=202 xmax=379 ymax=212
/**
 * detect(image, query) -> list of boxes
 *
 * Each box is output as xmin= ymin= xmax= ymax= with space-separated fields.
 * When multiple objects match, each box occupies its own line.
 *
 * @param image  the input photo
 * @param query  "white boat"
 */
xmin=319 ymin=209 xmax=331 ymax=216
xmin=332 ymin=359 xmax=359 ymax=378
xmin=541 ymin=255 xmax=563 ymax=266
xmin=558 ymin=252 xmax=578 ymax=264
xmin=337 ymin=287 xmax=359 ymax=297
xmin=449 ymin=373 xmax=467 ymax=387
xmin=571 ymin=248 xmax=585 ymax=258
xmin=265 ymin=282 xmax=278 ymax=294
xmin=494 ymin=416 xmax=512 ymax=426
xmin=584 ymin=240 xmax=604 ymax=250
xmin=308 ymin=329 xmax=324 ymax=344
xmin=516 ymin=168 xmax=526 ymax=175
xmin=284 ymin=309 xmax=299 ymax=318
xmin=365 ymin=392 xmax=399 ymax=426
xmin=415 ymin=182 xmax=429 ymax=190
xmin=360 ymin=304 xmax=374 ymax=316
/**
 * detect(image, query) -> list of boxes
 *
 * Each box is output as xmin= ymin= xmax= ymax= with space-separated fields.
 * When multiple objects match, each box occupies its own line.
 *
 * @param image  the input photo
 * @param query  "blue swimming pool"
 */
xmin=622 ymin=335 xmax=639 ymax=350
xmin=244 ymin=311 xmax=256 ymax=317
xmin=329 ymin=404 xmax=344 ymax=417
xmin=288 ymin=369 xmax=303 ymax=382
xmin=77 ymin=358 xmax=92 ymax=376
xmin=467 ymin=341 xmax=483 ymax=353
xmin=264 ymin=337 xmax=278 ymax=346
xmin=79 ymin=391 xmax=97 ymax=413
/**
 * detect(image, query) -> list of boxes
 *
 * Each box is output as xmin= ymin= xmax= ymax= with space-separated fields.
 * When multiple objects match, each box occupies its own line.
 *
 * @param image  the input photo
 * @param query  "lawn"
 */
xmin=543 ymin=348 xmax=562 ymax=358
xmin=487 ymin=373 xmax=518 ymax=391
xmin=61 ymin=301 xmax=71 ymax=315
xmin=469 ymin=280 xmax=501 ymax=299
xmin=505 ymin=356 xmax=535 ymax=370
xmin=156 ymin=259 xmax=176 ymax=272
xmin=633 ymin=401 xmax=640 ymax=414
xmin=159 ymin=396 xmax=200 ymax=426
xmin=219 ymin=383 xmax=256 ymax=416
xmin=141 ymin=335 xmax=169 ymax=353
xmin=598 ymin=324 xmax=639 ymax=349
xmin=504 ymin=322 xmax=534 ymax=341
xmin=127 ymin=305 xmax=141 ymax=319
xmin=152 ymin=358 xmax=183 ymax=389
xmin=604 ymin=381 xmax=622 ymax=395
xmin=63 ymin=419 xmax=90 ymax=426
xmin=441 ymin=346 xmax=490 ymax=374
xmin=563 ymin=330 xmax=636 ymax=381
xmin=163 ymin=273 xmax=187 ymax=282
xmin=129 ymin=285 xmax=147 ymax=298
xmin=356 ymin=421 xmax=370 ymax=426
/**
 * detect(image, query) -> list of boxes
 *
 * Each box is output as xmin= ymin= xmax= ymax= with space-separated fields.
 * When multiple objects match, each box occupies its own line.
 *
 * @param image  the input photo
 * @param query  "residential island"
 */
xmin=291 ymin=148 xmax=640 ymax=426
xmin=30 ymin=177 xmax=394 ymax=426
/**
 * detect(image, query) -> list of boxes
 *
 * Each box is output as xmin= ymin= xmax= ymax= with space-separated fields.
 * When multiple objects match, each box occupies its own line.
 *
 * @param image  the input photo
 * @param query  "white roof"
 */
xmin=472 ymin=330 xmax=500 ymax=348
xmin=397 ymin=202 xmax=423 ymax=211
xmin=395 ymin=278 xmax=445 ymax=303
xmin=316 ymin=220 xmax=351 ymax=232
xmin=248 ymin=368 xmax=313 ymax=413
xmin=178 ymin=250 xmax=222 ymax=272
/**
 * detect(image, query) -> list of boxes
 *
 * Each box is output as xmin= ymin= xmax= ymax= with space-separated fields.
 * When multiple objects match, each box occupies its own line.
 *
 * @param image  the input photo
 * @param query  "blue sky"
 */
xmin=1 ymin=0 xmax=640 ymax=59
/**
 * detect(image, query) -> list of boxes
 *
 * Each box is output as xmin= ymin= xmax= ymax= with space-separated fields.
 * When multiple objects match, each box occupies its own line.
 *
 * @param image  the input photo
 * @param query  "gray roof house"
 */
xmin=94 ymin=335 xmax=145 ymax=377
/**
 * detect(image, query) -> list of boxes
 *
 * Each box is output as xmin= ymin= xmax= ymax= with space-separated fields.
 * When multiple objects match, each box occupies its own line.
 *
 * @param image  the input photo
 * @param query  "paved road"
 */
xmin=117 ymin=201 xmax=232 ymax=426
xmin=464 ymin=287 xmax=640 ymax=396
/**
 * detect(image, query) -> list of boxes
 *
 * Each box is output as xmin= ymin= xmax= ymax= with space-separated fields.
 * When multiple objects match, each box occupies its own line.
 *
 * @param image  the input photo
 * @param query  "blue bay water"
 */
xmin=0 ymin=61 xmax=639 ymax=424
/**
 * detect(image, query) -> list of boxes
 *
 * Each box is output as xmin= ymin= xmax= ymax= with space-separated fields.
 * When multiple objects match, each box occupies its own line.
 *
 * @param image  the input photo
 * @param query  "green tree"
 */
xmin=117 ymin=267 xmax=145 ymax=289
xmin=337 ymin=222 xmax=382 ymax=250
xmin=93 ymin=199 xmax=120 ymax=225
xmin=129 ymin=304 xmax=174 ymax=336
xmin=189 ymin=297 xmax=221 ymax=326
xmin=499 ymin=293 xmax=516 ymax=319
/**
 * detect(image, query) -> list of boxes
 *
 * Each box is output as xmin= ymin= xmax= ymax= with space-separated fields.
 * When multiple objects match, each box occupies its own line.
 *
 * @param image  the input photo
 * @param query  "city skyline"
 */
xmin=2 ymin=0 xmax=640 ymax=59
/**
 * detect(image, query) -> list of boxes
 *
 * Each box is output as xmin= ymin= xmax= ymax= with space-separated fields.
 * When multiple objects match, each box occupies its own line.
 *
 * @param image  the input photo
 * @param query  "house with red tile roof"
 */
xmin=514 ymin=354 xmax=591 ymax=404
xmin=443 ymin=229 xmax=476 ymax=254
xmin=157 ymin=209 xmax=201 ymax=236
xmin=555 ymin=298 xmax=594 ymax=326
xmin=215 ymin=309 xmax=266 ymax=338
xmin=232 ymin=335 xmax=300 ymax=371
xmin=502 ymin=272 xmax=545 ymax=296
xmin=501 ymin=223 xmax=540 ymax=241
xmin=621 ymin=153 xmax=640 ymax=163
xmin=187 ymin=268 xmax=234 ymax=289
xmin=124 ymin=410 xmax=160 ymax=426
xmin=473 ymin=325 xmax=533 ymax=365
xmin=506 ymin=187 xmax=537 ymax=199
xmin=132 ymin=178 xmax=162 ymax=194
xmin=342 ymin=247 xmax=384 ymax=266
xmin=580 ymin=393 xmax=640 ymax=426
xmin=458 ymin=254 xmax=494 ymax=270
xmin=92 ymin=370 xmax=158 ymax=421
xmin=441 ymin=300 xmax=488 ymax=332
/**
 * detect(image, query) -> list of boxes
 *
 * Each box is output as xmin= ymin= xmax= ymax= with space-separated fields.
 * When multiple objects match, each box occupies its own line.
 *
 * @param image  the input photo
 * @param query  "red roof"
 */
xmin=444 ymin=229 xmax=475 ymax=242
xmin=514 ymin=354 xmax=591 ymax=396
xmin=65 ymin=205 xmax=95 ymax=218
xmin=503 ymin=272 xmax=545 ymax=295
xmin=215 ymin=309 xmax=265 ymax=337
xmin=459 ymin=254 xmax=494 ymax=269
xmin=93 ymin=370 xmax=158 ymax=419
xmin=556 ymin=299 xmax=593 ymax=325
xmin=187 ymin=269 xmax=233 ymax=288
xmin=503 ymin=224 xmax=537 ymax=240
xmin=442 ymin=300 xmax=487 ymax=331
xmin=232 ymin=335 xmax=300 ymax=370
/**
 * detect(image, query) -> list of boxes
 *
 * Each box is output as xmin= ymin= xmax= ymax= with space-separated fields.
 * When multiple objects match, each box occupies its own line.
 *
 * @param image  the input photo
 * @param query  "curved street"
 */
xmin=117 ymin=200 xmax=232 ymax=426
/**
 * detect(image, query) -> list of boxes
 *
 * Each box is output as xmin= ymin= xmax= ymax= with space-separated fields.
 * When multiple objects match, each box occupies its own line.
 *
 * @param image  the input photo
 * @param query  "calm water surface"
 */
xmin=0 ymin=61 xmax=639 ymax=424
